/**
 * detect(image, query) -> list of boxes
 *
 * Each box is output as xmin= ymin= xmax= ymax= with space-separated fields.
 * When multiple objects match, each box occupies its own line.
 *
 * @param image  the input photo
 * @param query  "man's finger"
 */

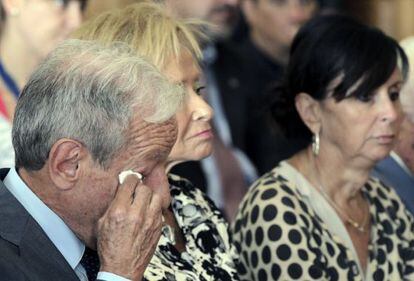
xmin=111 ymin=174 xmax=141 ymax=207
xmin=147 ymin=192 xmax=163 ymax=217
xmin=130 ymin=182 xmax=153 ymax=212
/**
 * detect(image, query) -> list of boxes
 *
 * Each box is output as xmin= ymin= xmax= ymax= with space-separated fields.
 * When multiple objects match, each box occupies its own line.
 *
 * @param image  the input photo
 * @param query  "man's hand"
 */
xmin=96 ymin=174 xmax=164 ymax=280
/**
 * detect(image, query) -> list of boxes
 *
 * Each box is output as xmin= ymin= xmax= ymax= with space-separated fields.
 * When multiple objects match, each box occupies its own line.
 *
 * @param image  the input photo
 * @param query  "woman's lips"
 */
xmin=375 ymin=134 xmax=395 ymax=144
xmin=193 ymin=129 xmax=214 ymax=139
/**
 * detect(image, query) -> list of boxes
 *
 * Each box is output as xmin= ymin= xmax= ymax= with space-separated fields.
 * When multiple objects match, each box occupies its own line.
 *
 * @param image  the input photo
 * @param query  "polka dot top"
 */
xmin=231 ymin=161 xmax=414 ymax=281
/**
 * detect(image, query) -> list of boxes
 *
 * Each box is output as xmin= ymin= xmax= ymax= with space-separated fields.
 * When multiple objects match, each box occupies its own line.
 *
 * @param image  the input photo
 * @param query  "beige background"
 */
xmin=345 ymin=0 xmax=414 ymax=41
xmin=84 ymin=0 xmax=414 ymax=41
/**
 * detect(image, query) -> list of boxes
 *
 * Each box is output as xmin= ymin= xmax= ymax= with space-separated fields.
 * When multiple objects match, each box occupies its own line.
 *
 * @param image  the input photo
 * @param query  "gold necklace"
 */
xmin=313 ymin=157 xmax=369 ymax=233
xmin=317 ymin=183 xmax=369 ymax=233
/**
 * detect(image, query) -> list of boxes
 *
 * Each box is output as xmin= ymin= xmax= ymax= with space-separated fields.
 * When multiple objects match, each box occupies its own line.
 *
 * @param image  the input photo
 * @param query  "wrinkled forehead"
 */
xmin=125 ymin=117 xmax=178 ymax=159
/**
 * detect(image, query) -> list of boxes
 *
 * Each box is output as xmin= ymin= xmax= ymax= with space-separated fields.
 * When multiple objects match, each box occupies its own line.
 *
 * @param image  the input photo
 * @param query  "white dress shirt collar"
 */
xmin=390 ymin=150 xmax=413 ymax=177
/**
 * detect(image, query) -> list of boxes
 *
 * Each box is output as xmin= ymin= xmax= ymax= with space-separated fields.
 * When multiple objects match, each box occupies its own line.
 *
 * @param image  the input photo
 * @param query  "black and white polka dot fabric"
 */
xmin=232 ymin=162 xmax=414 ymax=281
xmin=143 ymin=174 xmax=239 ymax=281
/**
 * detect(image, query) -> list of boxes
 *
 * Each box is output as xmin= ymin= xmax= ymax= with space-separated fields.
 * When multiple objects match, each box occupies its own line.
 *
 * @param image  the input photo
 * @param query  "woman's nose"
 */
xmin=192 ymin=95 xmax=214 ymax=121
xmin=380 ymin=96 xmax=401 ymax=124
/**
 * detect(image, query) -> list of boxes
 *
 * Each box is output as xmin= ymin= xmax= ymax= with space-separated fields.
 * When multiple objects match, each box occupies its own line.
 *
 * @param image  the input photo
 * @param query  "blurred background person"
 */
xmin=372 ymin=36 xmax=414 ymax=215
xmin=233 ymin=15 xmax=414 ymax=280
xmin=241 ymin=0 xmax=319 ymax=79
xmin=0 ymin=0 xmax=86 ymax=167
xmin=162 ymin=0 xmax=239 ymax=40
xmin=232 ymin=0 xmax=342 ymax=42
xmin=236 ymin=0 xmax=319 ymax=175
xmin=74 ymin=2 xmax=240 ymax=279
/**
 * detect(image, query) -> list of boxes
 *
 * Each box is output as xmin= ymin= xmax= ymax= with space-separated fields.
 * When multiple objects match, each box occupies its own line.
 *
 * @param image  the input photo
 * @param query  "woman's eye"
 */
xmin=195 ymin=86 xmax=206 ymax=96
xmin=389 ymin=91 xmax=400 ymax=101
xmin=193 ymin=81 xmax=207 ymax=96
xmin=356 ymin=94 xmax=373 ymax=103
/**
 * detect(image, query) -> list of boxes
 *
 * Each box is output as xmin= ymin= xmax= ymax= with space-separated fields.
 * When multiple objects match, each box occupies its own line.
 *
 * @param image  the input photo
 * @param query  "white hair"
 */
xmin=13 ymin=39 xmax=184 ymax=170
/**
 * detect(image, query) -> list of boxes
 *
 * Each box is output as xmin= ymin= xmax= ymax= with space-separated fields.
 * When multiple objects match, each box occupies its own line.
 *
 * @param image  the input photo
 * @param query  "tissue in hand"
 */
xmin=118 ymin=170 xmax=143 ymax=184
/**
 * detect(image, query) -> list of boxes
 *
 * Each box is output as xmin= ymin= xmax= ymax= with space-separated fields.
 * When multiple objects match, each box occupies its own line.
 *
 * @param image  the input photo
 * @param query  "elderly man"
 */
xmin=0 ymin=39 xmax=183 ymax=280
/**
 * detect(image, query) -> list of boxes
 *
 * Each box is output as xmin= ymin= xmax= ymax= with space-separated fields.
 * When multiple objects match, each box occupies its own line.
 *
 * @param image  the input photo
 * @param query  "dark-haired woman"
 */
xmin=232 ymin=15 xmax=414 ymax=280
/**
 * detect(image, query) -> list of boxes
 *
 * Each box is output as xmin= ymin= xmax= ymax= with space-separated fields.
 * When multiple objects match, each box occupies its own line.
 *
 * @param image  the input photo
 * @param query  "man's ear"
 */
xmin=295 ymin=92 xmax=322 ymax=134
xmin=48 ymin=138 xmax=86 ymax=191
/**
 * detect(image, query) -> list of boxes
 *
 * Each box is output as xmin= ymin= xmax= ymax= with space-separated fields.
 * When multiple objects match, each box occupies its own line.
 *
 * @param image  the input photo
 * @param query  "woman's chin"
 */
xmin=195 ymin=148 xmax=213 ymax=161
xmin=369 ymin=148 xmax=393 ymax=164
xmin=167 ymin=148 xmax=213 ymax=169
xmin=186 ymin=145 xmax=213 ymax=161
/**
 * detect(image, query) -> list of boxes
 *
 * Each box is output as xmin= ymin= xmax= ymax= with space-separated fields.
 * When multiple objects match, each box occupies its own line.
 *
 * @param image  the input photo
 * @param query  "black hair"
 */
xmin=270 ymin=14 xmax=409 ymax=144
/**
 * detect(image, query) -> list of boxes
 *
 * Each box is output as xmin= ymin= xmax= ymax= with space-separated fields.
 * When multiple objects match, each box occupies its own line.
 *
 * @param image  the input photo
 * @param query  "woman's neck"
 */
xmin=0 ymin=23 xmax=41 ymax=90
xmin=290 ymin=145 xmax=372 ymax=205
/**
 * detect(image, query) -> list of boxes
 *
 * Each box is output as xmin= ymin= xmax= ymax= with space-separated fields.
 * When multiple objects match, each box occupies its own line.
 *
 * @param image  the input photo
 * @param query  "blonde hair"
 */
xmin=73 ymin=1 xmax=205 ymax=69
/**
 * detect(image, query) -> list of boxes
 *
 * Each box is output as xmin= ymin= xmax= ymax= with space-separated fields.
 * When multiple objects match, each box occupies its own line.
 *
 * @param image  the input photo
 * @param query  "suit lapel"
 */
xmin=0 ymin=169 xmax=80 ymax=281
xmin=19 ymin=219 xmax=80 ymax=280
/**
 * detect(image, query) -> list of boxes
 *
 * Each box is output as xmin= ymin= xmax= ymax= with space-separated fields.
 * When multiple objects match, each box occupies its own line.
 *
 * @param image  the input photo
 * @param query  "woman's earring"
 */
xmin=312 ymin=133 xmax=320 ymax=156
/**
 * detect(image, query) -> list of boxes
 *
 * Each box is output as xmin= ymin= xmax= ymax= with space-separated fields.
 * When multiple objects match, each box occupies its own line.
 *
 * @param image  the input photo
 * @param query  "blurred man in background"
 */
xmin=372 ymin=37 xmax=414 ymax=215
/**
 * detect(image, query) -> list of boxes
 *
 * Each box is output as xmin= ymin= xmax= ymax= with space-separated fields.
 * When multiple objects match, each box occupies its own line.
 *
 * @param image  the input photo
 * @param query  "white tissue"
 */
xmin=118 ymin=170 xmax=143 ymax=184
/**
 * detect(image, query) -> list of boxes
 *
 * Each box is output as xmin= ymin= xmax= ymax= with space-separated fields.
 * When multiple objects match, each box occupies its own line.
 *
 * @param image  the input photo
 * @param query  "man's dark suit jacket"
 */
xmin=0 ymin=168 xmax=80 ymax=281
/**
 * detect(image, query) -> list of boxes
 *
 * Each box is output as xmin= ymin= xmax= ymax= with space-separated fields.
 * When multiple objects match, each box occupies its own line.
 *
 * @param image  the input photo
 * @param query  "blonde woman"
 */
xmin=74 ymin=3 xmax=239 ymax=280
